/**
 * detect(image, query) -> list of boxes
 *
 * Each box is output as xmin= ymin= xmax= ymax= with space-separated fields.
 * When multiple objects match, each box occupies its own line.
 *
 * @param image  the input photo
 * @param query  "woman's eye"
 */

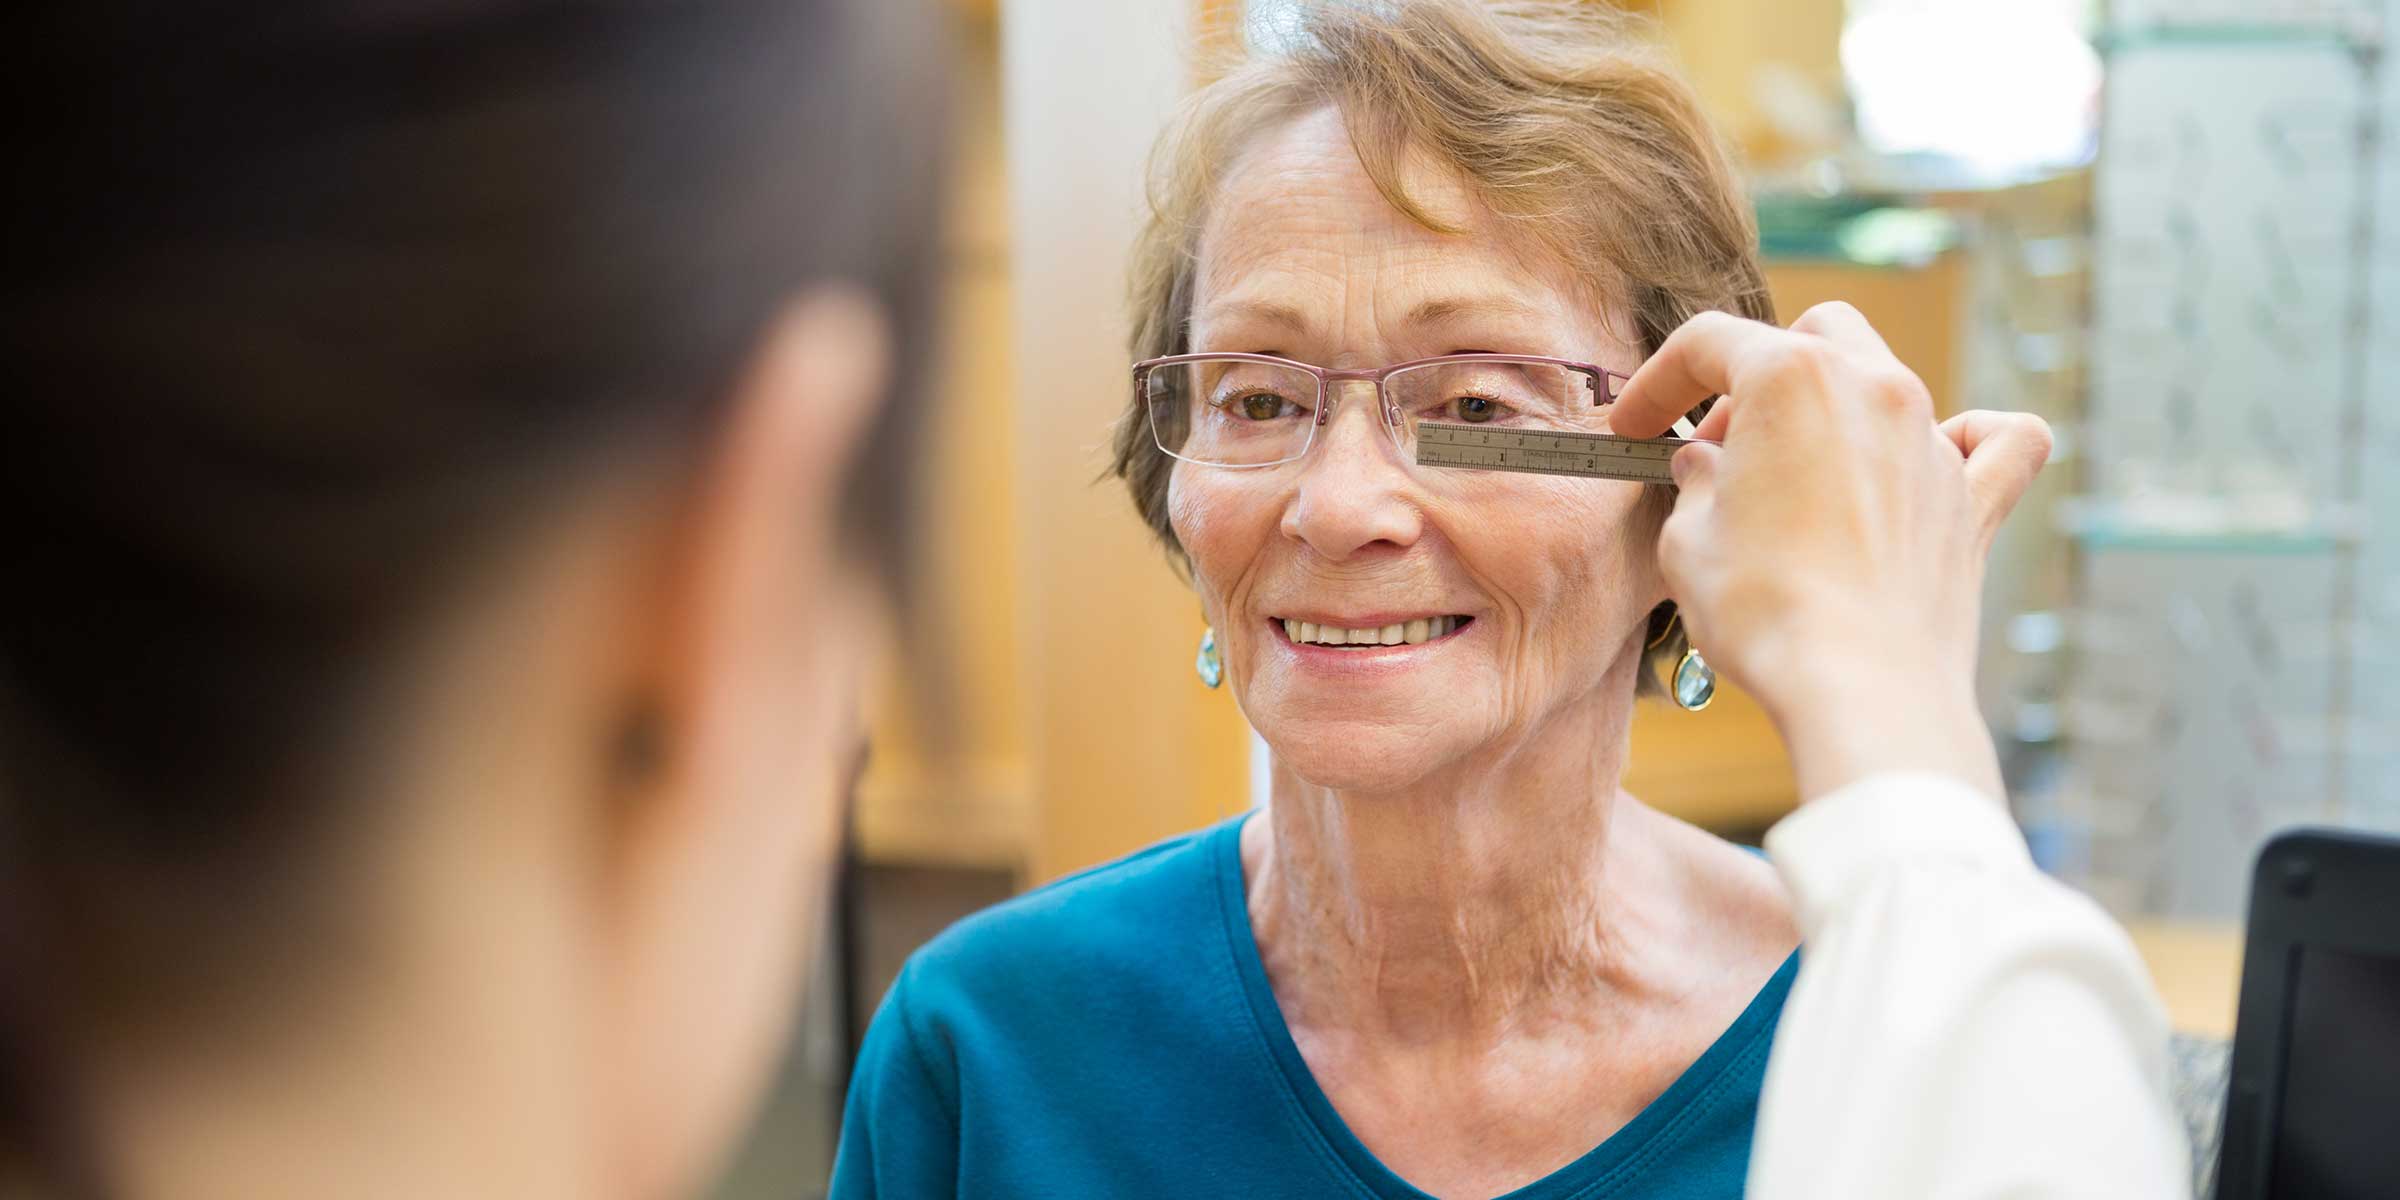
xmin=1453 ymin=395 xmax=1502 ymax=423
xmin=1236 ymin=392 xmax=1288 ymax=421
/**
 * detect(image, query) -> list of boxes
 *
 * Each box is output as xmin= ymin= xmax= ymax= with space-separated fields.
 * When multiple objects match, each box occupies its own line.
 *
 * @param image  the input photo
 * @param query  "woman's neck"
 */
xmin=1244 ymin=684 xmax=1662 ymax=1046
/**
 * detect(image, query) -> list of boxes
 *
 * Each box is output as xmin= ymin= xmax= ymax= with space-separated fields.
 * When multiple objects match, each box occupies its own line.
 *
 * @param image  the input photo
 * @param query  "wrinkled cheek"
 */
xmin=1167 ymin=467 xmax=1281 ymax=611
xmin=1556 ymin=480 xmax=1667 ymax=603
xmin=1560 ymin=526 xmax=1661 ymax=690
xmin=1165 ymin=470 xmax=1228 ymax=607
xmin=1463 ymin=491 xmax=1657 ymax=708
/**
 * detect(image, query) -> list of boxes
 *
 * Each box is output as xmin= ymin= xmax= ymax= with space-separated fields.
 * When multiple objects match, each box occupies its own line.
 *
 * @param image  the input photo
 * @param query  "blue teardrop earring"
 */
xmin=1673 ymin=644 xmax=1716 ymax=711
xmin=1195 ymin=627 xmax=1223 ymax=689
xmin=1650 ymin=607 xmax=1714 ymax=712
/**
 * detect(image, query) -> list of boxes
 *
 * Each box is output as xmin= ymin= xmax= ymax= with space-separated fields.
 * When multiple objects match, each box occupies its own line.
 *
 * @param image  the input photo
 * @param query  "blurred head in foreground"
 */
xmin=0 ymin=1 xmax=943 ymax=1196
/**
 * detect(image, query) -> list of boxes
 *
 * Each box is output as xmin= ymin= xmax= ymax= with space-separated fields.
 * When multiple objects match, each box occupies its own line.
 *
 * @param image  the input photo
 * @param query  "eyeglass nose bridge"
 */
xmin=1311 ymin=368 xmax=1405 ymax=431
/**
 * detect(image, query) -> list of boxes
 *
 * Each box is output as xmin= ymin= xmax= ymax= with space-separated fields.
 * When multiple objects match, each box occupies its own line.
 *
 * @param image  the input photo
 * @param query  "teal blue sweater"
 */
xmin=832 ymin=814 xmax=1797 ymax=1199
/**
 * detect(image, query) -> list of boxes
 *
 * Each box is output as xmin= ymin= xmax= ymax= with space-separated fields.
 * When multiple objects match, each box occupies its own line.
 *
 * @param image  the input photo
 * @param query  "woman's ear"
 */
xmin=592 ymin=284 xmax=893 ymax=1197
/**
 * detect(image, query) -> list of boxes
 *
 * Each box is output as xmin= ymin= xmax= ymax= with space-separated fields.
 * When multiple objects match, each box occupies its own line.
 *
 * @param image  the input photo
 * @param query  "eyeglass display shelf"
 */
xmin=2097 ymin=23 xmax=2378 ymax=54
xmin=2061 ymin=496 xmax=2360 ymax=554
xmin=1753 ymin=194 xmax=1961 ymax=269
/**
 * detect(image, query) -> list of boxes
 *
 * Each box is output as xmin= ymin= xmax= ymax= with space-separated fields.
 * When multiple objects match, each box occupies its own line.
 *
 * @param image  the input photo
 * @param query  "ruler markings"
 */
xmin=1414 ymin=421 xmax=1694 ymax=484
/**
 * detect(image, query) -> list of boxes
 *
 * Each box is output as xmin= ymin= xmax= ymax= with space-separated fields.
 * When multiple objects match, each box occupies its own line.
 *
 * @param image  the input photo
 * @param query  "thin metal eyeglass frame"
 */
xmin=1132 ymin=351 xmax=1633 ymax=469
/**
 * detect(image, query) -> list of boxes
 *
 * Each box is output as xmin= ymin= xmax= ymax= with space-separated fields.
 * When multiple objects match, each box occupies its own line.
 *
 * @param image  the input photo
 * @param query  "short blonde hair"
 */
xmin=1110 ymin=0 xmax=1773 ymax=695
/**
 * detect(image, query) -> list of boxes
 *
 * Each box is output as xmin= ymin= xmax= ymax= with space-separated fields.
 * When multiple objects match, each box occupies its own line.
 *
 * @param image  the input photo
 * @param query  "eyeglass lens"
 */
xmin=1146 ymin=357 xmax=1607 ymax=468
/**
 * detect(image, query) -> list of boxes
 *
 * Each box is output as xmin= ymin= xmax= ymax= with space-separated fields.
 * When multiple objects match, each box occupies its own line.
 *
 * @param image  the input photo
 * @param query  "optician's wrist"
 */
xmin=1766 ymin=666 xmax=2004 ymax=805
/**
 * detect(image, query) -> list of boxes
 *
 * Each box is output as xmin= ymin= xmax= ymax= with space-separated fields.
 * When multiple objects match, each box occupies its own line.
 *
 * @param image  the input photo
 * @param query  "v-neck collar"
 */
xmin=1206 ymin=812 xmax=1799 ymax=1200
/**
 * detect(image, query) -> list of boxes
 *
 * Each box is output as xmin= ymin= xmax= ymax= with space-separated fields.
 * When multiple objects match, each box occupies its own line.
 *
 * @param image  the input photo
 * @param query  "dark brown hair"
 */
xmin=0 ymin=0 xmax=947 ymax=1190
xmin=1110 ymin=0 xmax=1774 ymax=692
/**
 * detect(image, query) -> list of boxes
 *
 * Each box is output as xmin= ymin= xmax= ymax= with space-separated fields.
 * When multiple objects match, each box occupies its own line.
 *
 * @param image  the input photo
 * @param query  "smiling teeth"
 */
xmin=1281 ymin=617 xmax=1460 ymax=646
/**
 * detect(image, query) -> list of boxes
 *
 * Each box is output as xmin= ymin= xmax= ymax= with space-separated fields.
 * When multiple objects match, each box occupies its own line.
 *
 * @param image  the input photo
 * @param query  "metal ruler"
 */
xmin=1415 ymin=421 xmax=1702 ymax=485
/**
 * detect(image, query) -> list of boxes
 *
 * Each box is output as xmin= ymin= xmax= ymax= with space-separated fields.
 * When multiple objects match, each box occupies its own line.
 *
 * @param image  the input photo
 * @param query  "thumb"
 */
xmin=1670 ymin=440 xmax=1721 ymax=497
xmin=1657 ymin=442 xmax=1721 ymax=598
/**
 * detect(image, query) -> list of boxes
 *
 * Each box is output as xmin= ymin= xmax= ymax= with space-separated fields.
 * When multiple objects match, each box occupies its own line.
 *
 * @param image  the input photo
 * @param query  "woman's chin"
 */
xmin=1256 ymin=723 xmax=1463 ymax=794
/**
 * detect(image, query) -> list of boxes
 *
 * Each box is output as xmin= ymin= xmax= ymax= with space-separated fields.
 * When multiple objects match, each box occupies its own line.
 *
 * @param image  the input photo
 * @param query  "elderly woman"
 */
xmin=835 ymin=4 xmax=1806 ymax=1197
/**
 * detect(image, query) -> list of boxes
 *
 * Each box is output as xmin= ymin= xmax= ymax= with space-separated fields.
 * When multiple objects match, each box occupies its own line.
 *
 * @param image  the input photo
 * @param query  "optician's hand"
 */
xmin=1608 ymin=303 xmax=2052 ymax=802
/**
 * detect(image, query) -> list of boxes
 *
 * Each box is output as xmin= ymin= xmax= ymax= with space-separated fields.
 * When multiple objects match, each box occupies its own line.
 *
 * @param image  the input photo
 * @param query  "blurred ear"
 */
xmin=671 ymin=281 xmax=892 ymax=738
xmin=597 ymin=284 xmax=892 ymax=1197
xmin=635 ymin=282 xmax=891 ymax=832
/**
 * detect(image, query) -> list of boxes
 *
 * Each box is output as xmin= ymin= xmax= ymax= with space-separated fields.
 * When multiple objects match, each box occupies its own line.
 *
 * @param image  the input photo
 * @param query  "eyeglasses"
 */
xmin=1133 ymin=352 xmax=1631 ymax=469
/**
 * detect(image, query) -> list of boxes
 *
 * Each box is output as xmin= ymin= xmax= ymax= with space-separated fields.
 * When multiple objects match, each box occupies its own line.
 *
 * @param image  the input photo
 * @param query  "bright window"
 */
xmin=1843 ymin=0 xmax=2102 ymax=173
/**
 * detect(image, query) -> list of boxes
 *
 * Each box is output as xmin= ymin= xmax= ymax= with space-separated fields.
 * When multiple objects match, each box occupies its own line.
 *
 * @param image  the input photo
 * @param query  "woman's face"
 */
xmin=1172 ymin=108 xmax=1666 ymax=792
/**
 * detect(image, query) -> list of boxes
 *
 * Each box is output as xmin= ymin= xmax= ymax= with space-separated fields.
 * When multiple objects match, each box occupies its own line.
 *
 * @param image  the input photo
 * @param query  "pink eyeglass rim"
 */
xmin=1129 ymin=351 xmax=1632 ymax=407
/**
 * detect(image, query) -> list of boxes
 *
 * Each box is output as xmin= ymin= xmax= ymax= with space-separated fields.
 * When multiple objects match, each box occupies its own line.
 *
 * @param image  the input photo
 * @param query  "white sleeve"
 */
xmin=1747 ymin=773 xmax=2191 ymax=1200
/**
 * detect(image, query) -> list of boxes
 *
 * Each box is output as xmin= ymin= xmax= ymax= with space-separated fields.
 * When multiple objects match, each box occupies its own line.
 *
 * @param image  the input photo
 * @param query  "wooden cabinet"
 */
xmin=854 ymin=0 xmax=1252 ymax=883
xmin=852 ymin=16 xmax=1040 ymax=873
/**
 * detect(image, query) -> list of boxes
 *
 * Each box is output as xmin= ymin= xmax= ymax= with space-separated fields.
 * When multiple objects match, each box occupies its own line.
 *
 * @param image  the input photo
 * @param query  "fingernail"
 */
xmin=1670 ymin=448 xmax=1693 ymax=486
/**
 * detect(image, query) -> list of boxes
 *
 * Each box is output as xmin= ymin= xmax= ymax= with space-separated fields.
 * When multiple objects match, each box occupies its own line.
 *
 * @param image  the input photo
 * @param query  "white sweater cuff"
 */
xmin=1764 ymin=772 xmax=2032 ymax=938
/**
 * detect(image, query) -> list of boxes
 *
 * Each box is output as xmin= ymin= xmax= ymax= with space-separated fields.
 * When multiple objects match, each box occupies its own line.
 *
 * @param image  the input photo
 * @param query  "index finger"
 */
xmin=1607 ymin=311 xmax=1793 ymax=438
xmin=1787 ymin=300 xmax=1894 ymax=359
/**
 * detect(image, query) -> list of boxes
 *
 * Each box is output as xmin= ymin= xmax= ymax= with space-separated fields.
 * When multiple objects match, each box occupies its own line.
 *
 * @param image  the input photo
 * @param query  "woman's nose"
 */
xmin=1281 ymin=384 xmax=1424 ymax=559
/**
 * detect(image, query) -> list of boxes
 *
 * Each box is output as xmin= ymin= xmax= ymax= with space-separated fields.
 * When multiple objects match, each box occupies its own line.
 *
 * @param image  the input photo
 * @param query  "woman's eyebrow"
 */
xmin=1405 ymin=293 xmax=1547 ymax=328
xmin=1193 ymin=299 xmax=1315 ymax=338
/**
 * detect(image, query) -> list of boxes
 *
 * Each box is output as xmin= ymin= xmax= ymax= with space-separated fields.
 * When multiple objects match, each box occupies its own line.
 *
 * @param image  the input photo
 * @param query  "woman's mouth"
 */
xmin=1272 ymin=615 xmax=1474 ymax=648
